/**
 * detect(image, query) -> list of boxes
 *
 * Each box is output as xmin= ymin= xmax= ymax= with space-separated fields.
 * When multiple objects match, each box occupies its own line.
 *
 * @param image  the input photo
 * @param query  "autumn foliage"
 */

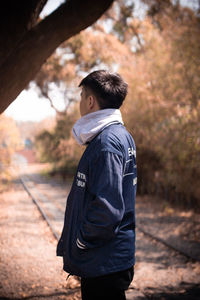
xmin=35 ymin=104 xmax=83 ymax=178
xmin=35 ymin=1 xmax=200 ymax=208
xmin=0 ymin=115 xmax=21 ymax=182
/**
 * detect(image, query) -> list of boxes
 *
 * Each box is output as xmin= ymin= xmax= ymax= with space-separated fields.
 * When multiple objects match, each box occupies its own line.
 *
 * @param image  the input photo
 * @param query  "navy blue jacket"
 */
xmin=57 ymin=123 xmax=137 ymax=278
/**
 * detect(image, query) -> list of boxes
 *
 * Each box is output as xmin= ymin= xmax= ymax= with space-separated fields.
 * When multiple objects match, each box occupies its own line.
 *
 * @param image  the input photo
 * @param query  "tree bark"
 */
xmin=0 ymin=0 xmax=48 ymax=66
xmin=0 ymin=0 xmax=114 ymax=114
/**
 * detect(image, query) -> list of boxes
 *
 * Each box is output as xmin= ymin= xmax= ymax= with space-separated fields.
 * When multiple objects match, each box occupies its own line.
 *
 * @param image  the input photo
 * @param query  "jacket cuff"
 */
xmin=76 ymin=238 xmax=87 ymax=249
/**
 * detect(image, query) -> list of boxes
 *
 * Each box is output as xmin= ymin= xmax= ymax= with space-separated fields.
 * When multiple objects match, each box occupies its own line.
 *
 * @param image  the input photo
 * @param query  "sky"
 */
xmin=5 ymin=88 xmax=56 ymax=122
xmin=4 ymin=0 xmax=198 ymax=122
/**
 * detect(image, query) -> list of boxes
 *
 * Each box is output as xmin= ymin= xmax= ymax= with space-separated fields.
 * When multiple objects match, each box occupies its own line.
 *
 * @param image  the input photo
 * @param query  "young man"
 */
xmin=57 ymin=70 xmax=137 ymax=300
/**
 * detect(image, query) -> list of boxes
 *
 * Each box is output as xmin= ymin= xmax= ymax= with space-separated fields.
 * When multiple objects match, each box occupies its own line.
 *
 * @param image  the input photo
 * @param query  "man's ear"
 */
xmin=88 ymin=95 xmax=95 ymax=110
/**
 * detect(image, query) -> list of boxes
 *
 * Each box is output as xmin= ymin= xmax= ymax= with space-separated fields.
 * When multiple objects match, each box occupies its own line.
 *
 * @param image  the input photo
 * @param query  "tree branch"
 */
xmin=0 ymin=0 xmax=48 ymax=66
xmin=0 ymin=0 xmax=114 ymax=114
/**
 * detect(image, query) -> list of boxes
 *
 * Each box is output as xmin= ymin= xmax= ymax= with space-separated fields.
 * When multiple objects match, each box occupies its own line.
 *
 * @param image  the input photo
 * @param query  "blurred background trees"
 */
xmin=0 ymin=115 xmax=22 ymax=184
xmin=34 ymin=0 xmax=200 ymax=208
xmin=2 ymin=0 xmax=200 ymax=209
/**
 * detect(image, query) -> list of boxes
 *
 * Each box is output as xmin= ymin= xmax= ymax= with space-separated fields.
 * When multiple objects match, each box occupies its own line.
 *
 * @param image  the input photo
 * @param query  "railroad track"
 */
xmin=20 ymin=176 xmax=60 ymax=240
xmin=20 ymin=174 xmax=200 ymax=263
xmin=20 ymin=174 xmax=149 ymax=299
xmin=20 ymin=174 xmax=200 ymax=299
xmin=20 ymin=175 xmax=65 ymax=241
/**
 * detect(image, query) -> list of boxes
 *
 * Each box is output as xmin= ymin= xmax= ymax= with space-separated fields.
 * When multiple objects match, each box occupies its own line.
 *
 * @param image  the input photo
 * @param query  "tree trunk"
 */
xmin=0 ymin=0 xmax=114 ymax=114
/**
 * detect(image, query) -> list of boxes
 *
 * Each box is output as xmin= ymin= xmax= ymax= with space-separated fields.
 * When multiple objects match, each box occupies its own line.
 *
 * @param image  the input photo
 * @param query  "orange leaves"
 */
xmin=0 ymin=115 xmax=22 ymax=181
xmin=32 ymin=1 xmax=200 ymax=206
xmin=119 ymin=5 xmax=200 ymax=205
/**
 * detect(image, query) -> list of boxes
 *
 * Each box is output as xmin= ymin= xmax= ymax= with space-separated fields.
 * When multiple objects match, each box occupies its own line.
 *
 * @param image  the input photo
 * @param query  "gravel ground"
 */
xmin=0 ymin=161 xmax=200 ymax=300
xmin=0 ymin=182 xmax=81 ymax=300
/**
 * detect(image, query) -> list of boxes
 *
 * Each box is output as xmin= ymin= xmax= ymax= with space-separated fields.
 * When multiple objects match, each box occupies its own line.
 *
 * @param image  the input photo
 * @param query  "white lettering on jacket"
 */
xmin=128 ymin=147 xmax=136 ymax=158
xmin=76 ymin=171 xmax=86 ymax=188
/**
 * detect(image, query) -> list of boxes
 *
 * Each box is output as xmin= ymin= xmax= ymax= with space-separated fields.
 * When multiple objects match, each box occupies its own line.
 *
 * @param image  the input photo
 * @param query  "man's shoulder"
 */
xmin=90 ymin=123 xmax=134 ymax=156
xmin=101 ymin=123 xmax=133 ymax=143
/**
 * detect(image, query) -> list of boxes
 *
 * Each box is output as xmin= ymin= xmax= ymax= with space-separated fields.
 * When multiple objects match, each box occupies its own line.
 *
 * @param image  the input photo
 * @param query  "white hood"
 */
xmin=72 ymin=109 xmax=124 ymax=145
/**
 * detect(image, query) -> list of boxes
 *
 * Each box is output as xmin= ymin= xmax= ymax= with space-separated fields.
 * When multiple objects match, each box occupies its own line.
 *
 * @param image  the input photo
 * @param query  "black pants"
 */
xmin=81 ymin=266 xmax=134 ymax=300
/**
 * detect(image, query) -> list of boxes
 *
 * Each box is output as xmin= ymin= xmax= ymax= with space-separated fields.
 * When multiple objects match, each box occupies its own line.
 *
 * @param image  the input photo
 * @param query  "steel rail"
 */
xmin=137 ymin=225 xmax=200 ymax=262
xmin=20 ymin=176 xmax=59 ymax=241
xmin=20 ymin=175 xmax=200 ymax=263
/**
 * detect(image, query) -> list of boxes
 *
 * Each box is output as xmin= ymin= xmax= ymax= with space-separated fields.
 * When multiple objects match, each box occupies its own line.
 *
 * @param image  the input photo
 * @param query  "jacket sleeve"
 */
xmin=76 ymin=150 xmax=125 ymax=249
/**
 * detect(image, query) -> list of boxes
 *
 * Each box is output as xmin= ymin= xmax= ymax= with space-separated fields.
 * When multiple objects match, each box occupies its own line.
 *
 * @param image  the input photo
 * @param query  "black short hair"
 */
xmin=79 ymin=70 xmax=128 ymax=109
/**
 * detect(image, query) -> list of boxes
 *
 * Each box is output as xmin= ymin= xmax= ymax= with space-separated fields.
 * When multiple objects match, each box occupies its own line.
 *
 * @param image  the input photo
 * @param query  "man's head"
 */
xmin=79 ymin=70 xmax=128 ymax=116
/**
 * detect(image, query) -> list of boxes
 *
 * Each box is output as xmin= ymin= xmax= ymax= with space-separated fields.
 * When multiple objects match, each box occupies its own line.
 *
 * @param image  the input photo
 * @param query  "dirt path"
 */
xmin=0 ymin=180 xmax=80 ymax=300
xmin=0 ymin=162 xmax=200 ymax=299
